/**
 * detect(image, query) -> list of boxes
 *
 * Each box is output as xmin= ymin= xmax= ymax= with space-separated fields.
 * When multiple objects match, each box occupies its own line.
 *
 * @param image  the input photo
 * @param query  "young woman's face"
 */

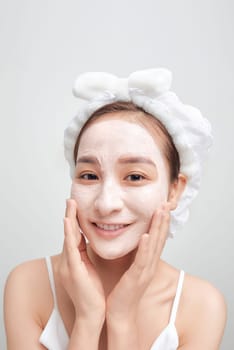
xmin=70 ymin=115 xmax=171 ymax=259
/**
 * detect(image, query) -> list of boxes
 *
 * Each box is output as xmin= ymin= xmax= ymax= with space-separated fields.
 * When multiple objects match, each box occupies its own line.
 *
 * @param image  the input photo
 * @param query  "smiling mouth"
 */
xmin=93 ymin=223 xmax=130 ymax=231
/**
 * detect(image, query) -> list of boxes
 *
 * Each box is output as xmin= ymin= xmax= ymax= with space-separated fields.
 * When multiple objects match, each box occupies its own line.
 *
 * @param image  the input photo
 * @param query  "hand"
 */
xmin=106 ymin=203 xmax=170 ymax=323
xmin=58 ymin=199 xmax=106 ymax=325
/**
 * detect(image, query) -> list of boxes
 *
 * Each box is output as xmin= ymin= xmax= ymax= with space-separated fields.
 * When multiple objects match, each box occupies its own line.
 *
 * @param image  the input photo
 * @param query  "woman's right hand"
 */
xmin=58 ymin=199 xmax=106 ymax=326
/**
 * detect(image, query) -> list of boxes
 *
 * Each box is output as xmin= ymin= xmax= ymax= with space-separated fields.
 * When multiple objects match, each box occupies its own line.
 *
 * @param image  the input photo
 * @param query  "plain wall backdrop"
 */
xmin=0 ymin=0 xmax=233 ymax=348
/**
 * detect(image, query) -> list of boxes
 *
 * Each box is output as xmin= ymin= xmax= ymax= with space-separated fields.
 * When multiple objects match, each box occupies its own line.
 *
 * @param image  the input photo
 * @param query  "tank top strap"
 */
xmin=169 ymin=270 xmax=185 ymax=325
xmin=45 ymin=256 xmax=58 ymax=309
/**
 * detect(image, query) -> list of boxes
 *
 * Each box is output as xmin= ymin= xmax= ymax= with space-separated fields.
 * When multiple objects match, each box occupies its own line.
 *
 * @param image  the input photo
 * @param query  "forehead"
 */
xmin=78 ymin=117 xmax=163 ymax=158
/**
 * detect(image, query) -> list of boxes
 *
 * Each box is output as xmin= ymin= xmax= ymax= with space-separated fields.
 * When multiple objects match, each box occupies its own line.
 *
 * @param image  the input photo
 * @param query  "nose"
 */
xmin=94 ymin=179 xmax=124 ymax=216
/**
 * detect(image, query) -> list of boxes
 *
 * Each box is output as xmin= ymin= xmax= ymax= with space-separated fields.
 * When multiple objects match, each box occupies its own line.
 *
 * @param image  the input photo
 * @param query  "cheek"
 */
xmin=70 ymin=183 xmax=97 ymax=212
xmin=126 ymin=182 xmax=168 ymax=218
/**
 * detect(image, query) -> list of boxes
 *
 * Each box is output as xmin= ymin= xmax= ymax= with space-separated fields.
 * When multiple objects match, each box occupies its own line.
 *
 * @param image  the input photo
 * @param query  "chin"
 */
xmin=91 ymin=242 xmax=138 ymax=260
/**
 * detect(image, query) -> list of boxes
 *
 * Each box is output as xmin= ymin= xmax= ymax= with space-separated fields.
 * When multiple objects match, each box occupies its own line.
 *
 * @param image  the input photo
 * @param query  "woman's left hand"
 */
xmin=106 ymin=203 xmax=170 ymax=324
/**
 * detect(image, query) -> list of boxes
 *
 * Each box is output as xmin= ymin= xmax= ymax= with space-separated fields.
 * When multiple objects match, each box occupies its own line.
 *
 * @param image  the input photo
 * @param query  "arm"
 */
xmin=106 ymin=204 xmax=170 ymax=350
xmin=178 ymin=279 xmax=227 ymax=350
xmin=4 ymin=199 xmax=106 ymax=350
xmin=68 ymin=319 xmax=104 ymax=350
xmin=4 ymin=261 xmax=103 ymax=350
xmin=4 ymin=263 xmax=47 ymax=350
xmin=58 ymin=199 xmax=106 ymax=350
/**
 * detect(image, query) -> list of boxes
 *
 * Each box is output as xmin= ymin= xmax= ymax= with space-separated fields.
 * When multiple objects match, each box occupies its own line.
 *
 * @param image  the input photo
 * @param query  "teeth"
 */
xmin=96 ymin=223 xmax=126 ymax=231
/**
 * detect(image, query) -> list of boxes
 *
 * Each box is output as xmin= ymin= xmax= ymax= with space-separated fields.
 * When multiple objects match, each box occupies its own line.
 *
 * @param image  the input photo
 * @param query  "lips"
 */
xmin=92 ymin=222 xmax=130 ymax=238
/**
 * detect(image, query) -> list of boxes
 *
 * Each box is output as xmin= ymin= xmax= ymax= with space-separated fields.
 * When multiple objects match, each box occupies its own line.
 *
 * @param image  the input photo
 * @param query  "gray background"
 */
xmin=0 ymin=1 xmax=233 ymax=348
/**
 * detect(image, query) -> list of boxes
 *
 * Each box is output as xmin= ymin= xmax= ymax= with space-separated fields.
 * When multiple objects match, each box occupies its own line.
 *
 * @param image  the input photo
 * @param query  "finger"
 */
xmin=63 ymin=219 xmax=92 ymax=278
xmin=63 ymin=217 xmax=82 ymax=267
xmin=65 ymin=199 xmax=78 ymax=232
xmin=65 ymin=198 xmax=75 ymax=217
xmin=65 ymin=199 xmax=83 ymax=245
xmin=148 ymin=209 xmax=163 ymax=244
xmin=154 ymin=204 xmax=170 ymax=256
xmin=131 ymin=234 xmax=149 ymax=275
xmin=78 ymin=234 xmax=95 ymax=268
xmin=149 ymin=204 xmax=170 ymax=271
xmin=75 ymin=205 xmax=83 ymax=233
xmin=146 ymin=204 xmax=169 ymax=266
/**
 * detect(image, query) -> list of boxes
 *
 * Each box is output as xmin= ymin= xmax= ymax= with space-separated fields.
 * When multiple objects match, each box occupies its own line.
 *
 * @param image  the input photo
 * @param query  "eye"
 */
xmin=79 ymin=173 xmax=98 ymax=180
xmin=125 ymin=174 xmax=145 ymax=181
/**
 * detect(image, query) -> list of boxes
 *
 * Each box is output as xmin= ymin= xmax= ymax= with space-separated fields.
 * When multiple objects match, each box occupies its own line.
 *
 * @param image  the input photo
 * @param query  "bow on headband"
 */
xmin=72 ymin=68 xmax=172 ymax=101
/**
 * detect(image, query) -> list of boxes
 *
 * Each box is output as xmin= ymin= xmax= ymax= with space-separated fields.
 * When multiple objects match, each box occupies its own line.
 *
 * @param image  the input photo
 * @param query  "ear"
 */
xmin=167 ymin=173 xmax=187 ymax=210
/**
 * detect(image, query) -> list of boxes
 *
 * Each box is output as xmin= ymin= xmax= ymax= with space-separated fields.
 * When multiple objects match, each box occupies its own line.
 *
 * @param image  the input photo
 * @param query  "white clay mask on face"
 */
xmin=70 ymin=117 xmax=170 ymax=260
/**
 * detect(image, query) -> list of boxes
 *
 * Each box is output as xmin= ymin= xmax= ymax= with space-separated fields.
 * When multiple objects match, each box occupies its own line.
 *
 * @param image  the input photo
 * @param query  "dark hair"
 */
xmin=73 ymin=101 xmax=180 ymax=182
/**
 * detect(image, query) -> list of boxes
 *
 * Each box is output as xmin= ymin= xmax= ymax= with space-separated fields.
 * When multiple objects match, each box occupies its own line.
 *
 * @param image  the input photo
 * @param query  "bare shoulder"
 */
xmin=5 ymin=258 xmax=48 ymax=299
xmin=6 ymin=257 xmax=47 ymax=278
xmin=4 ymin=257 xmax=55 ymax=349
xmin=182 ymin=273 xmax=227 ymax=317
xmin=4 ymin=257 xmax=53 ymax=327
xmin=178 ymin=272 xmax=227 ymax=348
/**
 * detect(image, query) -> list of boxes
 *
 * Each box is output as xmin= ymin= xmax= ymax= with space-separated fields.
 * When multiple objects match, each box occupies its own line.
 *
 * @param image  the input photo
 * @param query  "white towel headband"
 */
xmin=64 ymin=68 xmax=213 ymax=237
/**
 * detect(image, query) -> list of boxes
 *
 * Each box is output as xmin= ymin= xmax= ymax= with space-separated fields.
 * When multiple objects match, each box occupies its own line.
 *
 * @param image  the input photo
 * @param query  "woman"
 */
xmin=4 ymin=68 xmax=227 ymax=349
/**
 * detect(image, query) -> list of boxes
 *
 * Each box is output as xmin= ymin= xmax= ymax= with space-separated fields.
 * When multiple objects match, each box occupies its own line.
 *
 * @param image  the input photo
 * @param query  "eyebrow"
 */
xmin=77 ymin=155 xmax=157 ymax=168
xmin=77 ymin=156 xmax=100 ymax=165
xmin=118 ymin=156 xmax=157 ymax=168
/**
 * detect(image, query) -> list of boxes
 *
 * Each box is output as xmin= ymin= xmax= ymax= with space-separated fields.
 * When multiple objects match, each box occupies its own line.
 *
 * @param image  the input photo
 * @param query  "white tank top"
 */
xmin=39 ymin=257 xmax=185 ymax=350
